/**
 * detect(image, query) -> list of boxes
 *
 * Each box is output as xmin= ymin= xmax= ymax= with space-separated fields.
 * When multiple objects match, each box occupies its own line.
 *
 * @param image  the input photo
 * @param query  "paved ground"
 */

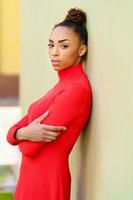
xmin=0 ymin=97 xmax=21 ymax=165
xmin=0 ymin=97 xmax=19 ymax=107
xmin=0 ymin=97 xmax=22 ymax=191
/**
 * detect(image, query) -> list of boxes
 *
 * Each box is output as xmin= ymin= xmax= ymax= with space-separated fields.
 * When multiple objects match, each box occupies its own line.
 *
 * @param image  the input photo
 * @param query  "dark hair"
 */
xmin=54 ymin=8 xmax=88 ymax=46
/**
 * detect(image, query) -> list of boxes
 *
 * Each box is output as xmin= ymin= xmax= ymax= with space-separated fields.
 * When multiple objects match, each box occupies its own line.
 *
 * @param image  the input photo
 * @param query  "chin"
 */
xmin=52 ymin=64 xmax=64 ymax=70
xmin=52 ymin=65 xmax=60 ymax=71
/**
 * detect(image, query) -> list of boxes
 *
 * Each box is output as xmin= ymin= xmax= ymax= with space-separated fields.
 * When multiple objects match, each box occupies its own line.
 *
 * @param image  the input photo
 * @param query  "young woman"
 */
xmin=7 ymin=7 xmax=92 ymax=200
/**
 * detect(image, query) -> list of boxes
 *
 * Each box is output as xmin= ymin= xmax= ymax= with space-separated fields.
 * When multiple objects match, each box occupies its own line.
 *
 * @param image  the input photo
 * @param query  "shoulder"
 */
xmin=61 ymin=80 xmax=91 ymax=103
xmin=62 ymin=81 xmax=85 ymax=95
xmin=68 ymin=79 xmax=91 ymax=95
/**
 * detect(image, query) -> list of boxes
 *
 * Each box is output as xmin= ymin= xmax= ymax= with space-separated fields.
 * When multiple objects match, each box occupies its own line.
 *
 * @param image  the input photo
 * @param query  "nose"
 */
xmin=52 ymin=45 xmax=59 ymax=56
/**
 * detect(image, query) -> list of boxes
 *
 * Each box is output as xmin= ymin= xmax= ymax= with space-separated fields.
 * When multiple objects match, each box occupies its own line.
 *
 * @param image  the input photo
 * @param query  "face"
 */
xmin=48 ymin=26 xmax=87 ymax=71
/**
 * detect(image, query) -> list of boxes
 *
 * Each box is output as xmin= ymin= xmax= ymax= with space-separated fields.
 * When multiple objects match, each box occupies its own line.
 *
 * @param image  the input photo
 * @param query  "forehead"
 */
xmin=49 ymin=26 xmax=79 ymax=42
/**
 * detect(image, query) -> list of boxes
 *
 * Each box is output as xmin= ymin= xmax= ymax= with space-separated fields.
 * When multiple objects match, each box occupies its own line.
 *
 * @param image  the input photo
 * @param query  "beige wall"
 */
xmin=20 ymin=1 xmax=133 ymax=200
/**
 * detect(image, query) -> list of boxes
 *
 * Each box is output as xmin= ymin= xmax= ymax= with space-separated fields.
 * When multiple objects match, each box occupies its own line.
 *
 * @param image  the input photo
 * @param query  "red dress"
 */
xmin=7 ymin=63 xmax=92 ymax=200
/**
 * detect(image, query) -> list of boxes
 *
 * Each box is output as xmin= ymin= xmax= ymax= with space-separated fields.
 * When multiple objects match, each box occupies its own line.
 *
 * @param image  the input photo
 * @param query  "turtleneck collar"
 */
xmin=57 ymin=63 xmax=84 ymax=81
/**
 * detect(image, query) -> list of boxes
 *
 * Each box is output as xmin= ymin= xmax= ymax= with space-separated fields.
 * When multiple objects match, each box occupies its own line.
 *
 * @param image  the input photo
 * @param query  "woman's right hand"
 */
xmin=15 ymin=111 xmax=67 ymax=142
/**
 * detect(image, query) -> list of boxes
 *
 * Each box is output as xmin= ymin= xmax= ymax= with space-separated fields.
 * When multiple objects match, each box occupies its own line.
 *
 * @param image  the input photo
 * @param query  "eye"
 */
xmin=48 ymin=43 xmax=54 ymax=48
xmin=60 ymin=44 xmax=69 ymax=49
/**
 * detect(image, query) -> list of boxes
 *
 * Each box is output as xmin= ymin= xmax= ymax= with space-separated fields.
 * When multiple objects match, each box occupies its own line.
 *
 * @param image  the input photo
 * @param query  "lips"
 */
xmin=51 ymin=60 xmax=60 ymax=66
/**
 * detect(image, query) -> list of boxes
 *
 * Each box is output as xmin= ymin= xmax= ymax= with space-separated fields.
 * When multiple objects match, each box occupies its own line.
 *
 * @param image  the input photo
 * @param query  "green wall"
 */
xmin=20 ymin=1 xmax=133 ymax=200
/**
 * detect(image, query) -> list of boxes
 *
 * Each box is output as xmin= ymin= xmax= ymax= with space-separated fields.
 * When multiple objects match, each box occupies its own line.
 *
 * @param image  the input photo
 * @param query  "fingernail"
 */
xmin=45 ymin=110 xmax=49 ymax=115
xmin=64 ymin=127 xmax=67 ymax=130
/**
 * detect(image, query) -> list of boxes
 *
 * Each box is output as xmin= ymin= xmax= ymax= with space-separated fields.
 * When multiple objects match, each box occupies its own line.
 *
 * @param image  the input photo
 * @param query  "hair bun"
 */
xmin=65 ymin=7 xmax=86 ymax=26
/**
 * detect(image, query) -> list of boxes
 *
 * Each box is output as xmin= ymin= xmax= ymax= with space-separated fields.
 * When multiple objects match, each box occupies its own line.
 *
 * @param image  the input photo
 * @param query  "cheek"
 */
xmin=62 ymin=48 xmax=79 ymax=59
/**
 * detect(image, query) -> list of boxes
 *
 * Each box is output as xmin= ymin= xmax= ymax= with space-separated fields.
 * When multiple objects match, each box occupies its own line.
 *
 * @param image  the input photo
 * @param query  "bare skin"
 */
xmin=16 ymin=26 xmax=87 ymax=143
xmin=15 ymin=111 xmax=67 ymax=142
xmin=48 ymin=26 xmax=87 ymax=71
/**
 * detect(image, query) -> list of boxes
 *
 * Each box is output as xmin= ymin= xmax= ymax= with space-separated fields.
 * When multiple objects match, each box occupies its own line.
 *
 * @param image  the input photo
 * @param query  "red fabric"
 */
xmin=7 ymin=63 xmax=92 ymax=200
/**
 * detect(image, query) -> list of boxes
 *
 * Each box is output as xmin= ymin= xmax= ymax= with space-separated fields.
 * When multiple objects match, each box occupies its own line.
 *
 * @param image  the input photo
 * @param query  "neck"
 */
xmin=57 ymin=63 xmax=84 ymax=81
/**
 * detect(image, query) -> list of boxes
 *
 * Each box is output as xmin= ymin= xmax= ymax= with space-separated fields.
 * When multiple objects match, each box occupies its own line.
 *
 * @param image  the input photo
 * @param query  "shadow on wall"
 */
xmin=76 ymin=116 xmax=95 ymax=200
xmin=75 ymin=82 xmax=96 ymax=200
xmin=75 ymin=30 xmax=97 ymax=199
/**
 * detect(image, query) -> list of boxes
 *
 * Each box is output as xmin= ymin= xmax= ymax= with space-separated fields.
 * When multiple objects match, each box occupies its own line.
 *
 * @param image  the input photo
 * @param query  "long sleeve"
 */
xmin=6 ymin=102 xmax=35 ymax=145
xmin=6 ymin=114 xmax=29 ymax=145
xmin=18 ymin=83 xmax=91 ymax=157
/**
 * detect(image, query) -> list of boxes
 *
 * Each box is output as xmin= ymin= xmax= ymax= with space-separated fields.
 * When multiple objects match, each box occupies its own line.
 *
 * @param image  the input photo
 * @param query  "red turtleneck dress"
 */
xmin=7 ymin=63 xmax=92 ymax=200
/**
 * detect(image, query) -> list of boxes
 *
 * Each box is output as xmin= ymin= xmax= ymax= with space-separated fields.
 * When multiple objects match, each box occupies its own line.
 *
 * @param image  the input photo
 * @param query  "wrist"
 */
xmin=15 ymin=127 xmax=27 ymax=141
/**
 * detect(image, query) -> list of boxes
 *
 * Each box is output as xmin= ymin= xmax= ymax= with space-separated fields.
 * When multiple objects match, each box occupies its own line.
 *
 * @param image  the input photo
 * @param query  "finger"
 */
xmin=44 ymin=139 xmax=53 ymax=142
xmin=43 ymin=134 xmax=56 ymax=141
xmin=35 ymin=111 xmax=49 ymax=123
xmin=41 ymin=124 xmax=67 ymax=132
xmin=44 ymin=131 xmax=60 ymax=137
xmin=48 ymin=136 xmax=56 ymax=140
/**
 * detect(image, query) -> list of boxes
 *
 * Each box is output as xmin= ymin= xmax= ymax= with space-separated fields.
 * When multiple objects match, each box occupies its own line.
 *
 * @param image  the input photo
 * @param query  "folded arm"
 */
xmin=6 ymin=114 xmax=29 ymax=145
xmin=18 ymin=83 xmax=91 ymax=157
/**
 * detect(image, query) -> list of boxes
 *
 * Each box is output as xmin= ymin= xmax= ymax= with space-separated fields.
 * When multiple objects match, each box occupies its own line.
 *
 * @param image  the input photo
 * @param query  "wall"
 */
xmin=0 ymin=0 xmax=20 ymax=75
xmin=20 ymin=1 xmax=133 ymax=200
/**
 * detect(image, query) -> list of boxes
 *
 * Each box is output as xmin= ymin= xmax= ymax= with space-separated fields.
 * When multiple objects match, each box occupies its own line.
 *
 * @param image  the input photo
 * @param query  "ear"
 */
xmin=79 ymin=44 xmax=87 ymax=57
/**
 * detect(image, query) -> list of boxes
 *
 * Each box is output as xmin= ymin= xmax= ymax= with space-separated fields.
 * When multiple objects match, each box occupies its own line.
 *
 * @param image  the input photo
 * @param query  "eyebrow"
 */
xmin=48 ymin=39 xmax=70 ymax=43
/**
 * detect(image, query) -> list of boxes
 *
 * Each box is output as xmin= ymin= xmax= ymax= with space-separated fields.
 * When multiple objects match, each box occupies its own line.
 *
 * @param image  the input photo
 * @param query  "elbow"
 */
xmin=6 ymin=126 xmax=20 ymax=146
xmin=6 ymin=134 xmax=18 ymax=146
